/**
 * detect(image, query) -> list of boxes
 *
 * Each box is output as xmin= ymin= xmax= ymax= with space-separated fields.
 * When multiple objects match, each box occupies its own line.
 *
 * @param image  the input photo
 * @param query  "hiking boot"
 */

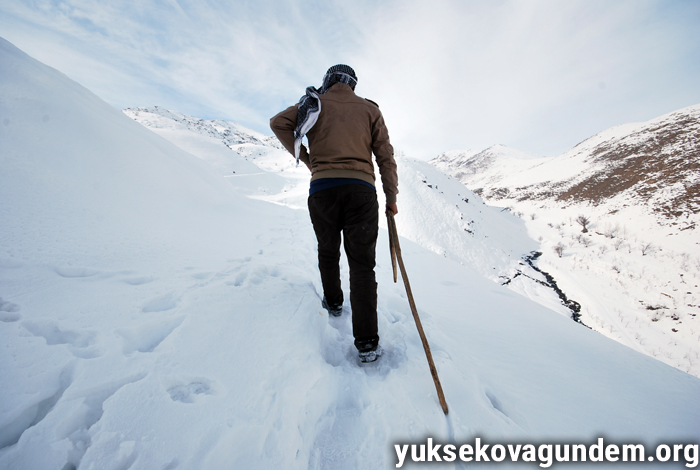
xmin=322 ymin=296 xmax=343 ymax=317
xmin=358 ymin=345 xmax=383 ymax=363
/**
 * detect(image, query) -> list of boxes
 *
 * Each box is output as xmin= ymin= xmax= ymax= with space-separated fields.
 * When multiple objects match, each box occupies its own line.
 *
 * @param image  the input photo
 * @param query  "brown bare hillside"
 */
xmin=435 ymin=104 xmax=700 ymax=221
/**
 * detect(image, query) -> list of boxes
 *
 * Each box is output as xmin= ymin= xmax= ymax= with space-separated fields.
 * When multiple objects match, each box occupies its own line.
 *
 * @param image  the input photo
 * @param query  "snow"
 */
xmin=431 ymin=106 xmax=700 ymax=378
xmin=1 ymin=36 xmax=700 ymax=470
xmin=495 ymin=198 xmax=700 ymax=377
xmin=439 ymin=104 xmax=700 ymax=199
xmin=432 ymin=145 xmax=554 ymax=191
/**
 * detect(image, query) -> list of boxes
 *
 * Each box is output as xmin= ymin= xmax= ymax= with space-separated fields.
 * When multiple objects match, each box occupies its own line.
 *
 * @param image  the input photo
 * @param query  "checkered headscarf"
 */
xmin=294 ymin=65 xmax=358 ymax=164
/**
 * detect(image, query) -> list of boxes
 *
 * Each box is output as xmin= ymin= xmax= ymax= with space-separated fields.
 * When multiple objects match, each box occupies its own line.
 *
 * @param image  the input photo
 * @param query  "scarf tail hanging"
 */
xmin=294 ymin=88 xmax=321 ymax=165
xmin=294 ymin=65 xmax=358 ymax=165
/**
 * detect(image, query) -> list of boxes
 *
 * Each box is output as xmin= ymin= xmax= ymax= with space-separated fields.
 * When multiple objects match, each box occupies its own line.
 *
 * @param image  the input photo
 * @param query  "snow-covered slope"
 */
xmin=2 ymin=37 xmax=700 ymax=470
xmin=432 ymin=107 xmax=700 ymax=378
xmin=125 ymin=109 xmax=536 ymax=277
xmin=127 ymin=108 xmax=571 ymax=317
xmin=434 ymin=106 xmax=700 ymax=227
xmin=432 ymin=145 xmax=552 ymax=193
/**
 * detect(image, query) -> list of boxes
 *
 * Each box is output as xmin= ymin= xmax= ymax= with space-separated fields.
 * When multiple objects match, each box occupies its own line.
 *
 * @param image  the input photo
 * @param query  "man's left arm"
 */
xmin=371 ymin=111 xmax=398 ymax=211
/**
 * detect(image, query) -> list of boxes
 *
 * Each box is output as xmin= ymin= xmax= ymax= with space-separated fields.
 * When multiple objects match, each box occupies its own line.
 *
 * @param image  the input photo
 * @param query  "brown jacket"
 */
xmin=270 ymin=83 xmax=398 ymax=204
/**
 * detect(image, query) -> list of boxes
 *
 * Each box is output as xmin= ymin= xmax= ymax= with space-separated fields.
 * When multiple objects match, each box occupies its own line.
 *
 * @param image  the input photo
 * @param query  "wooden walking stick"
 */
xmin=387 ymin=211 xmax=449 ymax=414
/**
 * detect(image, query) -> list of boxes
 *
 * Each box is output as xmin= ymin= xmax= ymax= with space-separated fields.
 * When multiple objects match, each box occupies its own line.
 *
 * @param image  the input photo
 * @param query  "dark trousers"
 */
xmin=308 ymin=184 xmax=379 ymax=351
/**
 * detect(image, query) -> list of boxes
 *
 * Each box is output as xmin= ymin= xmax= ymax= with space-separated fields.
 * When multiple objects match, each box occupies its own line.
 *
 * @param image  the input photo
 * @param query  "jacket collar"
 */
xmin=327 ymin=82 xmax=355 ymax=94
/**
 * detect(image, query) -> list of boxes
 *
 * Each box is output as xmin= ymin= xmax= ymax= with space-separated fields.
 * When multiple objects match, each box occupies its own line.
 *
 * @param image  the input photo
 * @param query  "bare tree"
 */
xmin=575 ymin=234 xmax=592 ymax=247
xmin=604 ymin=223 xmax=620 ymax=239
xmin=575 ymin=215 xmax=591 ymax=233
xmin=613 ymin=239 xmax=625 ymax=251
xmin=554 ymin=242 xmax=565 ymax=258
xmin=641 ymin=242 xmax=655 ymax=256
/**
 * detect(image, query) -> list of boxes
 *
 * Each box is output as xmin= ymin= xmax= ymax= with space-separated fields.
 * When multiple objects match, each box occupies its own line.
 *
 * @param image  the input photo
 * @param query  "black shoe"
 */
xmin=358 ymin=345 xmax=383 ymax=363
xmin=322 ymin=297 xmax=343 ymax=317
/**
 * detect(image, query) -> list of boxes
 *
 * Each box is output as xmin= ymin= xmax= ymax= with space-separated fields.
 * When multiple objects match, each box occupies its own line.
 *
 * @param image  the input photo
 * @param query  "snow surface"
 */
xmin=432 ymin=145 xmax=553 ymax=193
xmin=493 ymin=198 xmax=700 ymax=377
xmin=431 ymin=107 xmax=700 ymax=379
xmin=127 ymin=108 xmax=572 ymax=320
xmin=1 ymin=37 xmax=700 ymax=469
xmin=435 ymin=105 xmax=700 ymax=201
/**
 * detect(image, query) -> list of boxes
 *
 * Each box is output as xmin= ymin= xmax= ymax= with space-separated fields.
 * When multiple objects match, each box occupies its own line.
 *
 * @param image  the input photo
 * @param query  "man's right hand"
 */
xmin=386 ymin=203 xmax=398 ymax=216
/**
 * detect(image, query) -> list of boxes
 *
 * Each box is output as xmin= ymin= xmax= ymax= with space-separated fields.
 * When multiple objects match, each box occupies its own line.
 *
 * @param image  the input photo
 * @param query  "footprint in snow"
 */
xmin=323 ymin=306 xmax=406 ymax=374
xmin=22 ymin=320 xmax=102 ymax=358
xmin=356 ymin=343 xmax=406 ymax=377
xmin=141 ymin=293 xmax=178 ymax=313
xmin=0 ymin=297 xmax=21 ymax=322
xmin=247 ymin=265 xmax=281 ymax=285
xmin=22 ymin=320 xmax=96 ymax=347
xmin=54 ymin=266 xmax=100 ymax=278
xmin=224 ymin=271 xmax=247 ymax=287
xmin=308 ymin=359 xmax=375 ymax=469
xmin=190 ymin=271 xmax=212 ymax=280
xmin=122 ymin=275 xmax=155 ymax=285
xmin=166 ymin=378 xmax=218 ymax=403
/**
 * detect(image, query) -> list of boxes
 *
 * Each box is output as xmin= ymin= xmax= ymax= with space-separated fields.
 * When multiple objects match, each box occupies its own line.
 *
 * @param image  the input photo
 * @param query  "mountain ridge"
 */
xmin=434 ymin=104 xmax=700 ymax=224
xmin=431 ymin=103 xmax=700 ymax=377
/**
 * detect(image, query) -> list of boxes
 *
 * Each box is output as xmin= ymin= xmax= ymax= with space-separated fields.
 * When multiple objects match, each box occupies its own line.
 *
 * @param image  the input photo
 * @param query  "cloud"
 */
xmin=353 ymin=0 xmax=700 ymax=157
xmin=1 ymin=0 xmax=699 ymax=158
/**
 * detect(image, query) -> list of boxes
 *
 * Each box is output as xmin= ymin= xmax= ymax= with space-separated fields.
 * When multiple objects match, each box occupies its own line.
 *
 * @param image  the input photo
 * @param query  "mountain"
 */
xmin=127 ymin=108 xmax=585 ymax=321
xmin=431 ymin=145 xmax=552 ymax=194
xmin=2 ymin=37 xmax=700 ymax=469
xmin=123 ymin=106 xmax=284 ymax=152
xmin=431 ymin=106 xmax=700 ymax=378
xmin=433 ymin=106 xmax=700 ymax=227
xmin=125 ymin=108 xmax=544 ymax=284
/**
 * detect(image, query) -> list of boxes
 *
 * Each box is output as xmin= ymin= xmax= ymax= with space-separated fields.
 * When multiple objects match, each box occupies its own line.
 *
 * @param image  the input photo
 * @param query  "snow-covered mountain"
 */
xmin=123 ymin=106 xmax=284 ymax=153
xmin=433 ymin=106 xmax=700 ymax=227
xmin=432 ymin=145 xmax=552 ymax=193
xmin=126 ymin=107 xmax=586 ymax=321
xmin=125 ymin=108 xmax=541 ymax=283
xmin=2 ymin=36 xmax=700 ymax=470
xmin=431 ymin=107 xmax=700 ymax=378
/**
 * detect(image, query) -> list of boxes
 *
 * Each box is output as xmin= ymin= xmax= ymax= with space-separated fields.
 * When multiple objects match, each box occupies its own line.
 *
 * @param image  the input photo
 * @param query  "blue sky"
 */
xmin=1 ymin=0 xmax=699 ymax=159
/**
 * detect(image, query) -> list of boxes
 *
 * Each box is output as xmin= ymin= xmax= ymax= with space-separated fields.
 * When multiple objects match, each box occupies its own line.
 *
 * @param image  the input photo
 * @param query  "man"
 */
xmin=270 ymin=64 xmax=398 ymax=363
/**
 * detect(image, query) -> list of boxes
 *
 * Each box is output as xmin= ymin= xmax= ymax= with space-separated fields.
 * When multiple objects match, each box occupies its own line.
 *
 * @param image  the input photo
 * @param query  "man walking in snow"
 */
xmin=270 ymin=64 xmax=398 ymax=363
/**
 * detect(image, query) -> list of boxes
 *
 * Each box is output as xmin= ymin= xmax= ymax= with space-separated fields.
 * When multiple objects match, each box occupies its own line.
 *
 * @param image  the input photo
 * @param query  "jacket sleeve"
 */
xmin=371 ymin=110 xmax=398 ymax=204
xmin=270 ymin=104 xmax=311 ymax=170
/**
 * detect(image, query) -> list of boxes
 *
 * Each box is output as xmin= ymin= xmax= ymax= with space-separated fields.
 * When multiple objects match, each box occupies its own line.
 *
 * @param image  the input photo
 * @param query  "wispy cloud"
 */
xmin=1 ymin=0 xmax=699 ymax=158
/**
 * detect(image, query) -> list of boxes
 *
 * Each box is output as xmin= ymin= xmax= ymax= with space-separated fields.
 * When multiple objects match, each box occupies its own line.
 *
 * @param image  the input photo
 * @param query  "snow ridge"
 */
xmin=124 ymin=106 xmax=284 ymax=151
xmin=432 ymin=144 xmax=553 ymax=194
xmin=435 ymin=104 xmax=700 ymax=224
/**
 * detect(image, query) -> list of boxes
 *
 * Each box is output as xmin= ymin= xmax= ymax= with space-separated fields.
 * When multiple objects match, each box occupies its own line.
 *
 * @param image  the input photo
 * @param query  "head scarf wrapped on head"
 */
xmin=294 ymin=64 xmax=358 ymax=164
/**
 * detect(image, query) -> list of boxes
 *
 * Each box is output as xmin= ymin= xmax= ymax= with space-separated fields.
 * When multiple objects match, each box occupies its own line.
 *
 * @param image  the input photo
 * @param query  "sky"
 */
xmin=1 ymin=0 xmax=699 ymax=159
